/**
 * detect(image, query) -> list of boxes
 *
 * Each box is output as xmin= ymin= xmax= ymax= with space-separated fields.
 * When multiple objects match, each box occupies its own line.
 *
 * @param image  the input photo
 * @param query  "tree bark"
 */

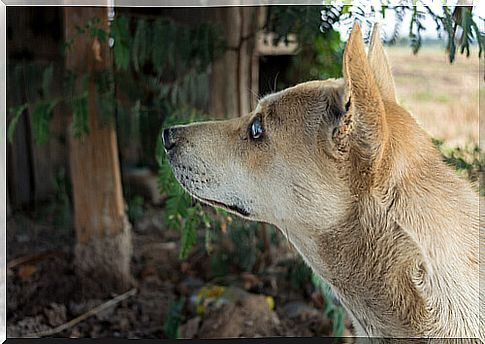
xmin=208 ymin=7 xmax=265 ymax=118
xmin=64 ymin=7 xmax=133 ymax=296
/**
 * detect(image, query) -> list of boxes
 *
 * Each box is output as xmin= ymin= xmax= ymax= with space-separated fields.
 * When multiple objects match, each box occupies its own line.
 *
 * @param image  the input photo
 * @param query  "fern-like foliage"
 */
xmin=68 ymin=72 xmax=90 ymax=139
xmin=312 ymin=273 xmax=346 ymax=337
xmin=163 ymin=297 xmax=186 ymax=339
xmin=155 ymin=108 xmax=214 ymax=259
xmin=7 ymin=104 xmax=28 ymax=144
xmin=94 ymin=69 xmax=115 ymax=125
xmin=317 ymin=3 xmax=484 ymax=63
xmin=30 ymin=100 xmax=58 ymax=145
xmin=7 ymin=15 xmax=225 ymax=147
xmin=111 ymin=16 xmax=131 ymax=71
xmin=7 ymin=63 xmax=60 ymax=144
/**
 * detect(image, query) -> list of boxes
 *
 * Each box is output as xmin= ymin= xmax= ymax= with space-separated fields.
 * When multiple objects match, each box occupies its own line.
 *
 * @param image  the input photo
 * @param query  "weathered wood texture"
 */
xmin=64 ymin=7 xmax=133 ymax=294
xmin=7 ymin=7 xmax=67 ymax=207
xmin=208 ymin=7 xmax=264 ymax=118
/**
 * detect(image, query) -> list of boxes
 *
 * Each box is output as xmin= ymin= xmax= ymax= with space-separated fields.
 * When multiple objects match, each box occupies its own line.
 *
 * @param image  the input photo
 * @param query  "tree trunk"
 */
xmin=64 ymin=7 xmax=133 ymax=296
xmin=209 ymin=7 xmax=265 ymax=118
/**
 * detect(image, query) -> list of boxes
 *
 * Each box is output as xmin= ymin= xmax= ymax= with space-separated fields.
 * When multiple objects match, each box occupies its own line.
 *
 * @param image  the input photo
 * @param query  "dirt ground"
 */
xmin=6 ymin=204 xmax=353 ymax=339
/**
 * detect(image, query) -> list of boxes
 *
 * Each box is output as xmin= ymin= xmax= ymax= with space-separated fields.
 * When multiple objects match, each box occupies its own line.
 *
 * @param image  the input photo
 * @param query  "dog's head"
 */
xmin=163 ymin=23 xmax=400 ymax=229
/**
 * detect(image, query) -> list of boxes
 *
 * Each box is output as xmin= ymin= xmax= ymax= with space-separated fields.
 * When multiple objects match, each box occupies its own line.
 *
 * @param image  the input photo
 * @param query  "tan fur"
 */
xmin=368 ymin=23 xmax=397 ymax=103
xmin=164 ymin=23 xmax=482 ymax=339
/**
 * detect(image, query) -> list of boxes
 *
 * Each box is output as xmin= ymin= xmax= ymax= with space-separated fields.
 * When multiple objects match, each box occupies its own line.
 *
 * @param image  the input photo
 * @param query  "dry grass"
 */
xmin=386 ymin=45 xmax=480 ymax=149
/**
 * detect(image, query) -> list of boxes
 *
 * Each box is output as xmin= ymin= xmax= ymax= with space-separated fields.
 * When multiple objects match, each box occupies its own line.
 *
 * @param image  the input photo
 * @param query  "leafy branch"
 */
xmin=155 ymin=108 xmax=214 ymax=259
xmin=7 ymin=16 xmax=225 ymax=146
xmin=317 ymin=3 xmax=484 ymax=62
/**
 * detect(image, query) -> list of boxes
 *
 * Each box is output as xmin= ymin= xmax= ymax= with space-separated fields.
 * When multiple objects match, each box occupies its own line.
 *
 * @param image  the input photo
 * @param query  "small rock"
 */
xmin=244 ymin=320 xmax=254 ymax=327
xmin=135 ymin=217 xmax=152 ymax=233
xmin=69 ymin=327 xmax=81 ymax=338
xmin=44 ymin=303 xmax=67 ymax=327
xmin=198 ymin=290 xmax=281 ymax=338
xmin=283 ymin=301 xmax=321 ymax=321
xmin=179 ymin=316 xmax=201 ymax=339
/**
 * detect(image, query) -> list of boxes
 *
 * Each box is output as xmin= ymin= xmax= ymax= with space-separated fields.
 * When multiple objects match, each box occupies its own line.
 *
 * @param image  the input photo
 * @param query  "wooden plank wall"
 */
xmin=7 ymin=7 xmax=67 ymax=208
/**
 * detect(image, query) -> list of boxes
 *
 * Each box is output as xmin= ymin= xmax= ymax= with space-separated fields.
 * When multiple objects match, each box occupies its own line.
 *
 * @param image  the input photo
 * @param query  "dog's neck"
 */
xmin=380 ymin=102 xmax=479 ymax=275
xmin=278 ymin=194 xmax=428 ymax=336
xmin=281 ymin=182 xmax=479 ymax=337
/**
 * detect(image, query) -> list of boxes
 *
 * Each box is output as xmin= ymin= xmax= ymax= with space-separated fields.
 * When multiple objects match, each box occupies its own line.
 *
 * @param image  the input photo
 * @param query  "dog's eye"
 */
xmin=250 ymin=117 xmax=264 ymax=140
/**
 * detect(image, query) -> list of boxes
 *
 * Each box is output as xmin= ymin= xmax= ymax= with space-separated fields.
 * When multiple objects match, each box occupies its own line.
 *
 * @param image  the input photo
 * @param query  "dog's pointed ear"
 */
xmin=368 ymin=23 xmax=397 ymax=102
xmin=335 ymin=23 xmax=387 ymax=168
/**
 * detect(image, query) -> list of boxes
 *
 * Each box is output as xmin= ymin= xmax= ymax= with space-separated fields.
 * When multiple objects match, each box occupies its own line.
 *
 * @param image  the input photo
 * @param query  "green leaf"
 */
xmin=332 ymin=307 xmax=345 ymax=336
xmin=75 ymin=24 xmax=86 ymax=34
xmin=111 ymin=16 xmax=131 ymax=71
xmin=7 ymin=104 xmax=28 ymax=143
xmin=98 ymin=28 xmax=107 ymax=43
xmin=179 ymin=208 xmax=200 ymax=259
xmin=94 ymin=70 xmax=115 ymax=123
xmin=71 ymin=95 xmax=89 ymax=139
xmin=163 ymin=297 xmax=185 ymax=339
xmin=409 ymin=7 xmax=425 ymax=55
xmin=87 ymin=17 xmax=107 ymax=43
xmin=68 ymin=72 xmax=90 ymax=139
xmin=470 ymin=20 xmax=484 ymax=58
xmin=31 ymin=99 xmax=59 ymax=145
xmin=380 ymin=5 xmax=387 ymax=19
xmin=459 ymin=8 xmax=473 ymax=57
xmin=311 ymin=272 xmax=346 ymax=337
xmin=442 ymin=6 xmax=456 ymax=63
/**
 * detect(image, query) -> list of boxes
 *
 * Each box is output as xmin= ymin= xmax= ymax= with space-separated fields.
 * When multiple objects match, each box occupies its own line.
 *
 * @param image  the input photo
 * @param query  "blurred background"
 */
xmin=6 ymin=3 xmax=484 ymax=339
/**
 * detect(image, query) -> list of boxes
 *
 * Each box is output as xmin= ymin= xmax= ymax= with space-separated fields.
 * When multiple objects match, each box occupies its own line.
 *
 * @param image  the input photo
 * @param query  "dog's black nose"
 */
xmin=162 ymin=128 xmax=175 ymax=151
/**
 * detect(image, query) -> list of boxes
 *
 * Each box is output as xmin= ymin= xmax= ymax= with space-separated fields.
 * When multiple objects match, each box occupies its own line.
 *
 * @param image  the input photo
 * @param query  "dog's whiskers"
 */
xmin=248 ymin=87 xmax=261 ymax=102
xmin=272 ymin=71 xmax=280 ymax=93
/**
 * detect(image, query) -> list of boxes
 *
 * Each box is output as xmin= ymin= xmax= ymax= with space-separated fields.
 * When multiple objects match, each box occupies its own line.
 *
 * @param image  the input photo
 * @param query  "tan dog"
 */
xmin=163 ymin=23 xmax=482 ymax=339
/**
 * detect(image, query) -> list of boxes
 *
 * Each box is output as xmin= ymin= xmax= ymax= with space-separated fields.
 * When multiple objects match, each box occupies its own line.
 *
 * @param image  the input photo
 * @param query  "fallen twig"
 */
xmin=23 ymin=288 xmax=137 ymax=338
xmin=7 ymin=251 xmax=66 ymax=270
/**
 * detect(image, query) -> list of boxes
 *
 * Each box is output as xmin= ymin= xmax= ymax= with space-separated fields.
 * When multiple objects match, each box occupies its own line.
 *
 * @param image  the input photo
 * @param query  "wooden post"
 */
xmin=64 ymin=7 xmax=133 ymax=295
xmin=209 ymin=7 xmax=263 ymax=118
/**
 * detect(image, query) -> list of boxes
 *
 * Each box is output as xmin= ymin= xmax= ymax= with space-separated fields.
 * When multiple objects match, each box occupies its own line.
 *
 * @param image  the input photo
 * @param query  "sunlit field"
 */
xmin=386 ymin=45 xmax=480 ymax=149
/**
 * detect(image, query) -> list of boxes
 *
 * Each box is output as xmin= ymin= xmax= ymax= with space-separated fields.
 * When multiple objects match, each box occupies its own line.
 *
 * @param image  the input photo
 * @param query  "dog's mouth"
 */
xmin=197 ymin=196 xmax=250 ymax=217
xmin=166 ymin=159 xmax=251 ymax=218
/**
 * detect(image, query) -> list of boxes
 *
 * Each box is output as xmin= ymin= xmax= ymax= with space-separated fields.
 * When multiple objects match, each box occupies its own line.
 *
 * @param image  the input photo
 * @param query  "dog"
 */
xmin=163 ymin=22 xmax=482 ymax=339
